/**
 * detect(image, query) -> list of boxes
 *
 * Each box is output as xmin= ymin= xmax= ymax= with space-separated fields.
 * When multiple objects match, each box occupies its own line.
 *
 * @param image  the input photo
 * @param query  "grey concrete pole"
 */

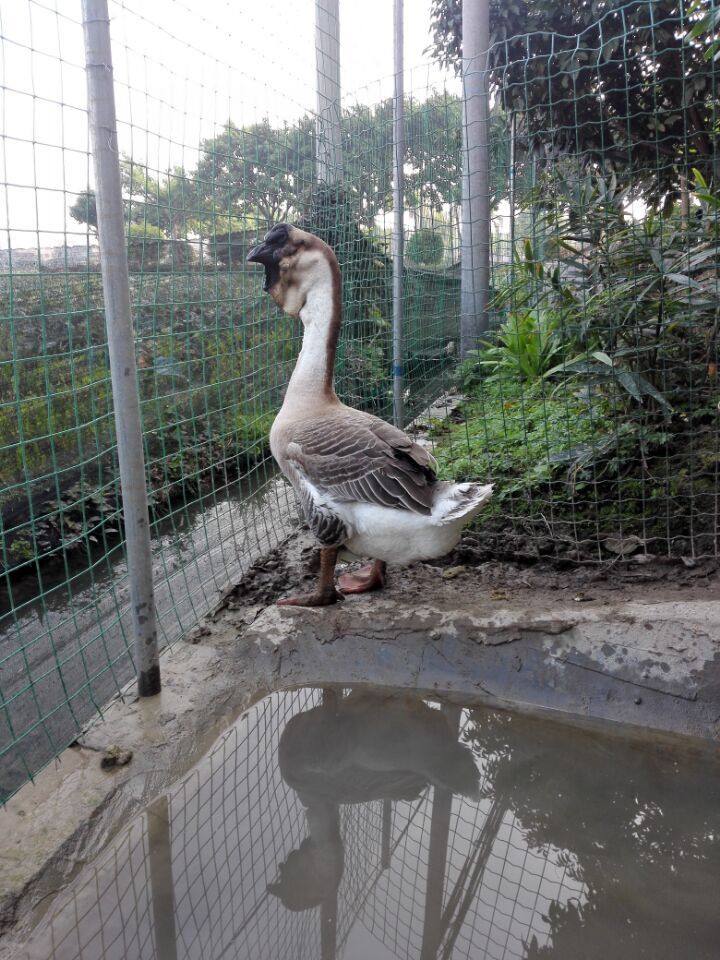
xmin=320 ymin=892 xmax=338 ymax=960
xmin=439 ymin=793 xmax=508 ymax=957
xmin=315 ymin=0 xmax=342 ymax=184
xmin=419 ymin=704 xmax=461 ymax=960
xmin=460 ymin=0 xmax=491 ymax=356
xmin=381 ymin=797 xmax=392 ymax=868
xmin=392 ymin=0 xmax=405 ymax=428
xmin=147 ymin=795 xmax=179 ymax=960
xmin=82 ymin=0 xmax=160 ymax=697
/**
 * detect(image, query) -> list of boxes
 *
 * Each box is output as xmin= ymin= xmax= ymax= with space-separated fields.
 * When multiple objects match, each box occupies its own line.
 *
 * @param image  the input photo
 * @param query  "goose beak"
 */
xmin=246 ymin=240 xmax=272 ymax=264
xmin=247 ymin=241 xmax=278 ymax=292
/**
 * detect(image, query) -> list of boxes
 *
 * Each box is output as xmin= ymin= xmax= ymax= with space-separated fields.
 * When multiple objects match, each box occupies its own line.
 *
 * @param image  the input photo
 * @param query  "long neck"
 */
xmin=306 ymin=800 xmax=341 ymax=843
xmin=285 ymin=266 xmax=341 ymax=403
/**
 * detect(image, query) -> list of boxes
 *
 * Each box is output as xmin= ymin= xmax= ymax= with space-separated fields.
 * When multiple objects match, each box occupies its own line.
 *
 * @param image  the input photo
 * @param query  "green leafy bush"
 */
xmin=432 ymin=169 xmax=720 ymax=558
xmin=434 ymin=377 xmax=607 ymax=490
xmin=127 ymin=223 xmax=167 ymax=271
xmin=407 ymin=228 xmax=445 ymax=265
xmin=459 ymin=309 xmax=569 ymax=387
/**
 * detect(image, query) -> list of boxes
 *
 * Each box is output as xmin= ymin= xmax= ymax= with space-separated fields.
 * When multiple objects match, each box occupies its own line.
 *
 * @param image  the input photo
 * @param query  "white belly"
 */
xmin=338 ymin=502 xmax=462 ymax=564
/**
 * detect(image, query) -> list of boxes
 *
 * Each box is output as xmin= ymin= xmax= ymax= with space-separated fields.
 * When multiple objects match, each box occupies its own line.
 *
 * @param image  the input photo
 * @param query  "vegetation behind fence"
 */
xmin=433 ymin=0 xmax=720 ymax=565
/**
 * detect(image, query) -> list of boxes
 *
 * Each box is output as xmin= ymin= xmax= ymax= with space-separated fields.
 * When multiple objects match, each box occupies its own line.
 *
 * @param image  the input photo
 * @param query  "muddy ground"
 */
xmin=2 ymin=518 xmax=719 ymax=950
xmin=205 ymin=525 xmax=719 ymax=629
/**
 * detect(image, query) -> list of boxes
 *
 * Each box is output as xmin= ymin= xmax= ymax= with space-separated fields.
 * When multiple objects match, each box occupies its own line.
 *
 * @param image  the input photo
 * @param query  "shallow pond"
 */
xmin=15 ymin=688 xmax=720 ymax=960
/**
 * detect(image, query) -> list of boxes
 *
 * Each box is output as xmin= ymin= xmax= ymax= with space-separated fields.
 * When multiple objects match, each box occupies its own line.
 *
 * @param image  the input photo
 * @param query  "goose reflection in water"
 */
xmin=267 ymin=691 xmax=479 ymax=914
xmin=14 ymin=688 xmax=720 ymax=960
xmin=266 ymin=692 xmax=720 ymax=960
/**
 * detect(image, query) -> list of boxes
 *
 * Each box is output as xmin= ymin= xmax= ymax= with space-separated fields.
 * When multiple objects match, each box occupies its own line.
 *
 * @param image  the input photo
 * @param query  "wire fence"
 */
xmin=0 ymin=0 xmax=465 ymax=802
xmin=15 ymin=690 xmax=588 ymax=960
xmin=1 ymin=0 xmax=719 ymax=802
xmin=17 ymin=687 xmax=719 ymax=959
xmin=435 ymin=0 xmax=720 ymax=566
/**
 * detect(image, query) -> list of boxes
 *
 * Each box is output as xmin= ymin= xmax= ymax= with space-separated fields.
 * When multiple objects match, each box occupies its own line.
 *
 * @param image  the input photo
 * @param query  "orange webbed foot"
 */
xmin=337 ymin=560 xmax=386 ymax=595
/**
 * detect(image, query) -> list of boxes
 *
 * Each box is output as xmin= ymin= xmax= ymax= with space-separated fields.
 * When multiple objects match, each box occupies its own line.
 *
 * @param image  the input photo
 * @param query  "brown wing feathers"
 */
xmin=287 ymin=413 xmax=437 ymax=515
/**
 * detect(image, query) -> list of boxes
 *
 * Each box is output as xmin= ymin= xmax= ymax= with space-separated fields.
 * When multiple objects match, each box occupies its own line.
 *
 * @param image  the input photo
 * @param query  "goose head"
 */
xmin=246 ymin=222 xmax=338 ymax=320
xmin=266 ymin=833 xmax=344 ymax=911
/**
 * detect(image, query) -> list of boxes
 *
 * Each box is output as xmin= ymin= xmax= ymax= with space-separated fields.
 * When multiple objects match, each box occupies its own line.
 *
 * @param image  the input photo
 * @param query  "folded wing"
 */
xmin=286 ymin=412 xmax=438 ymax=515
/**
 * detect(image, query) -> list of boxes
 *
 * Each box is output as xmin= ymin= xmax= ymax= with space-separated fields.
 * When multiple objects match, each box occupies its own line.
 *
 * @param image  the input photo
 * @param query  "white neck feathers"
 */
xmin=285 ymin=275 xmax=339 ymax=402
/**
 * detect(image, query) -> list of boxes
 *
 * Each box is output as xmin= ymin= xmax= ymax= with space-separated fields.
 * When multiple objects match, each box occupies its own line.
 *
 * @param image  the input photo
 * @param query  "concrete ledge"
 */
xmin=256 ymin=596 xmax=720 ymax=743
xmin=1 ymin=569 xmax=719 ymax=951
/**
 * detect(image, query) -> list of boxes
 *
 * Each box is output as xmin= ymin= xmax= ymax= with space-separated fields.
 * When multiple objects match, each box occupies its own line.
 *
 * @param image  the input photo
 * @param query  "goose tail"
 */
xmin=431 ymin=481 xmax=494 ymax=526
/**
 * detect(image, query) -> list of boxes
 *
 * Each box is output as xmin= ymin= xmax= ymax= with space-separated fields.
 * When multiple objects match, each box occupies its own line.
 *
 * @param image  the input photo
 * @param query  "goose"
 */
xmin=247 ymin=223 xmax=493 ymax=607
xmin=268 ymin=692 xmax=479 ymax=911
xmin=278 ymin=692 xmax=481 ymax=804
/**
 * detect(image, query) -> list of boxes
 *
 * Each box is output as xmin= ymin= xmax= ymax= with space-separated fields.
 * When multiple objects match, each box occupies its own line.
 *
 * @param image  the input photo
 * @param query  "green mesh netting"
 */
xmin=0 ymin=0 xmax=718 ymax=801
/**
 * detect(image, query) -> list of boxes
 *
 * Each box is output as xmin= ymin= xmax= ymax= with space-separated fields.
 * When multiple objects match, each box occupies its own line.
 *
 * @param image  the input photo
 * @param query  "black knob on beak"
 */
xmin=247 ymin=238 xmax=280 ymax=291
xmin=246 ymin=240 xmax=273 ymax=265
xmin=246 ymin=223 xmax=291 ymax=291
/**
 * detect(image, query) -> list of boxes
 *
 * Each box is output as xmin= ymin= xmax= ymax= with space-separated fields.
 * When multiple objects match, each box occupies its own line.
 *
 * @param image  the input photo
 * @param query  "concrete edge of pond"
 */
xmin=1 ymin=585 xmax=719 ymax=951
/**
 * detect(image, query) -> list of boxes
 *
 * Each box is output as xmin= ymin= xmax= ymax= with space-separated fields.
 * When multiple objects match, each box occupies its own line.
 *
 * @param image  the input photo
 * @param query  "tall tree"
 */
xmin=193 ymin=118 xmax=315 ymax=230
xmin=68 ymin=164 xmax=197 ymax=241
xmin=427 ymin=0 xmax=719 ymax=202
xmin=121 ymin=161 xmax=198 ymax=240
xmin=341 ymin=100 xmax=394 ymax=228
xmin=69 ymin=190 xmax=98 ymax=234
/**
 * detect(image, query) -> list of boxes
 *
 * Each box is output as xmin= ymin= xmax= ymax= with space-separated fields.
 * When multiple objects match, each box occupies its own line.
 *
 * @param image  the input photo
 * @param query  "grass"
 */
xmin=431 ymin=373 xmax=719 ymax=560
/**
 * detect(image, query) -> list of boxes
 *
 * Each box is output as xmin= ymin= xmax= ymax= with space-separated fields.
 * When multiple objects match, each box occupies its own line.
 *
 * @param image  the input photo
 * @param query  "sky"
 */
xmin=0 ymin=0 xmax=455 ymax=248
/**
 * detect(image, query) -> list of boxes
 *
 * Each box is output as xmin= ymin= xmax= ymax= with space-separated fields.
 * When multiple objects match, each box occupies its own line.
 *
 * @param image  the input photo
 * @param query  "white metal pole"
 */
xmin=461 ymin=0 xmax=491 ymax=356
xmin=82 ymin=0 xmax=159 ymax=697
xmin=509 ymin=110 xmax=516 ymax=279
xmin=392 ymin=0 xmax=405 ymax=428
xmin=315 ymin=0 xmax=342 ymax=184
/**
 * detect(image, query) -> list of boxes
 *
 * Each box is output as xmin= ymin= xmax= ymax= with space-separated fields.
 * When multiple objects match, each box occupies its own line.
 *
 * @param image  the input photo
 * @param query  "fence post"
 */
xmin=460 ymin=0 xmax=491 ymax=357
xmin=392 ymin=0 xmax=405 ymax=428
xmin=147 ymin=795 xmax=179 ymax=959
xmin=509 ymin=110 xmax=516 ymax=280
xmin=420 ymin=704 xmax=461 ymax=959
xmin=315 ymin=0 xmax=342 ymax=184
xmin=82 ymin=0 xmax=160 ymax=697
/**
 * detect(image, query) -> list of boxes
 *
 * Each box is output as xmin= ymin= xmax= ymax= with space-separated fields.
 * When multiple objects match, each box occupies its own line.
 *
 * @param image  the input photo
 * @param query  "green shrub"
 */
xmin=459 ymin=309 xmax=569 ymax=388
xmin=127 ymin=223 xmax=167 ymax=271
xmin=407 ymin=228 xmax=445 ymax=265
xmin=434 ymin=377 xmax=608 ymax=496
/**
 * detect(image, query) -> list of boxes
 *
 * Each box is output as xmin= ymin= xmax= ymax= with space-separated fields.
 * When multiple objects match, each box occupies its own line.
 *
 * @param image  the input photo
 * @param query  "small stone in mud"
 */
xmin=442 ymin=565 xmax=467 ymax=580
xmin=187 ymin=625 xmax=211 ymax=644
xmin=100 ymin=745 xmax=133 ymax=769
xmin=490 ymin=590 xmax=509 ymax=601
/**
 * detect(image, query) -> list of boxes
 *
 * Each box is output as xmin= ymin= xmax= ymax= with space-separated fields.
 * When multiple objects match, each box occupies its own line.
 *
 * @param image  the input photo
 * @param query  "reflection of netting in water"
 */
xmin=170 ymin=690 xmax=323 ymax=960
xmin=343 ymin=742 xmax=584 ymax=959
xmin=22 ymin=689 xmax=588 ymax=960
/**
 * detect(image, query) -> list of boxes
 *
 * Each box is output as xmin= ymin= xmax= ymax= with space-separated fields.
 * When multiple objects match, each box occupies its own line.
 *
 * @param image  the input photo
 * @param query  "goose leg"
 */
xmin=277 ymin=546 xmax=343 ymax=607
xmin=338 ymin=559 xmax=386 ymax=595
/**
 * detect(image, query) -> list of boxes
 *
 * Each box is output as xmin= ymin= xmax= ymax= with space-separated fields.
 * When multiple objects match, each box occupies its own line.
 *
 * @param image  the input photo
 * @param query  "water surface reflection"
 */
xmin=16 ymin=688 xmax=720 ymax=960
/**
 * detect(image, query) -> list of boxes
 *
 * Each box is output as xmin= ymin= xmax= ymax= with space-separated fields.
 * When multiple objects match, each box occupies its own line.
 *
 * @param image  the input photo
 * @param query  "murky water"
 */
xmin=12 ymin=688 xmax=720 ymax=960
